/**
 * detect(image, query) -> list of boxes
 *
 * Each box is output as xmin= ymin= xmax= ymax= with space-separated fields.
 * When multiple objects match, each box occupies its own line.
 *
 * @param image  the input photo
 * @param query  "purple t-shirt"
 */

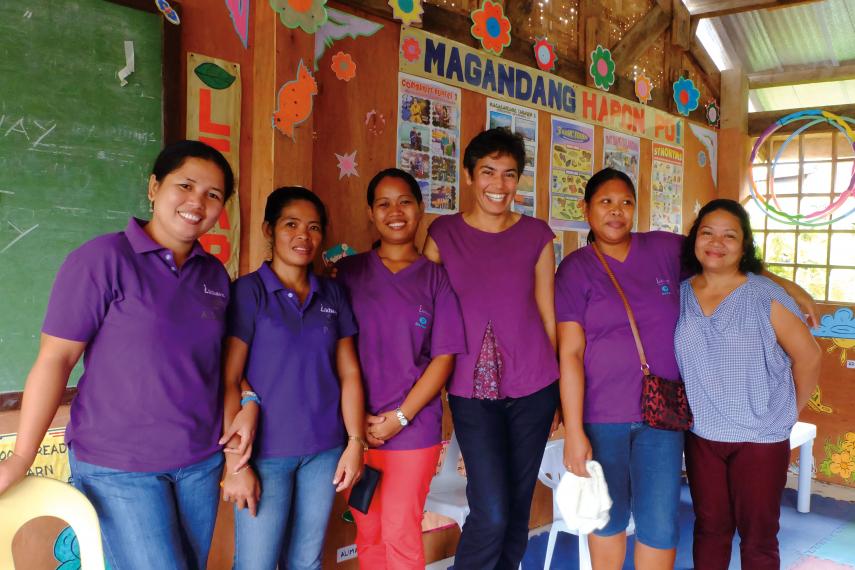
xmin=428 ymin=214 xmax=559 ymax=398
xmin=43 ymin=218 xmax=229 ymax=472
xmin=555 ymin=231 xmax=683 ymax=423
xmin=228 ymin=263 xmax=358 ymax=458
xmin=337 ymin=251 xmax=466 ymax=450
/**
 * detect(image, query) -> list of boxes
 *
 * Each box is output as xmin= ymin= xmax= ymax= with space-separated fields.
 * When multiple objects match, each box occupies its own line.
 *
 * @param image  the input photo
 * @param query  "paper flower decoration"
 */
xmin=589 ymin=45 xmax=615 ymax=91
xmin=672 ymin=76 xmax=700 ymax=116
xmin=269 ymin=0 xmax=328 ymax=34
xmin=705 ymin=99 xmax=720 ymax=127
xmin=388 ymin=0 xmax=423 ymax=26
xmin=470 ymin=0 xmax=512 ymax=56
xmin=331 ymin=51 xmax=356 ymax=81
xmin=634 ymin=74 xmax=653 ymax=104
xmin=533 ymin=37 xmax=557 ymax=72
xmin=365 ymin=110 xmax=386 ymax=135
xmin=401 ymin=36 xmax=421 ymax=62
xmin=155 ymin=0 xmax=181 ymax=25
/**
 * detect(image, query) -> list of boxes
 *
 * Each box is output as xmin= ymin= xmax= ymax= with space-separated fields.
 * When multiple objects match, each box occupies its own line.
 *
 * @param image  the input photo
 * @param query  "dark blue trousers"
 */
xmin=449 ymin=381 xmax=559 ymax=569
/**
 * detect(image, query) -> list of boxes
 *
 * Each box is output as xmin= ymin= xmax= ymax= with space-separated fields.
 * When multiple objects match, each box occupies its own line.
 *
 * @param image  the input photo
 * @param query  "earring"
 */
xmin=149 ymin=200 xmax=154 ymax=213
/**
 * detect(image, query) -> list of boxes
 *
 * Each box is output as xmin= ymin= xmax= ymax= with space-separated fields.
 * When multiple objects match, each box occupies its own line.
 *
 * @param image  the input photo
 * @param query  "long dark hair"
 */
xmin=682 ymin=199 xmax=764 ymax=276
xmin=152 ymin=140 xmax=235 ymax=201
xmin=583 ymin=168 xmax=636 ymax=244
xmin=263 ymin=186 xmax=328 ymax=236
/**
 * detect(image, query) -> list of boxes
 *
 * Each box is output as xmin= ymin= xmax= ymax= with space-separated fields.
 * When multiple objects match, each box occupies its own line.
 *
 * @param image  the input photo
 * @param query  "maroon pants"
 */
xmin=685 ymin=432 xmax=790 ymax=570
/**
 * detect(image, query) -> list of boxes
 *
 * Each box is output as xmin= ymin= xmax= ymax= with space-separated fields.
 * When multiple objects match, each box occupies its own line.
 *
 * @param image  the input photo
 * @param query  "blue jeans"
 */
xmin=68 ymin=448 xmax=223 ymax=570
xmin=448 ymin=382 xmax=559 ymax=570
xmin=233 ymin=445 xmax=344 ymax=570
xmin=584 ymin=422 xmax=684 ymax=549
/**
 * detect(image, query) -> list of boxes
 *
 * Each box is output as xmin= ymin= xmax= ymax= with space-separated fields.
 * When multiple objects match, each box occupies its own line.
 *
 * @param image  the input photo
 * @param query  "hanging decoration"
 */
xmin=388 ymin=0 xmax=424 ymax=26
xmin=401 ymin=36 xmax=422 ymax=62
xmin=155 ymin=0 xmax=180 ymax=25
xmin=365 ymin=110 xmax=386 ymax=135
xmin=749 ymin=109 xmax=855 ymax=227
xmin=335 ymin=150 xmax=359 ymax=179
xmin=705 ymin=99 xmax=720 ymax=127
xmin=225 ymin=0 xmax=250 ymax=48
xmin=589 ymin=45 xmax=615 ymax=91
xmin=470 ymin=0 xmax=512 ymax=56
xmin=634 ymin=74 xmax=653 ymax=104
xmin=272 ymin=60 xmax=318 ymax=139
xmin=269 ymin=0 xmax=328 ymax=34
xmin=331 ymin=51 xmax=356 ymax=81
xmin=314 ymin=7 xmax=384 ymax=70
xmin=672 ymin=76 xmax=700 ymax=117
xmin=532 ymin=37 xmax=557 ymax=72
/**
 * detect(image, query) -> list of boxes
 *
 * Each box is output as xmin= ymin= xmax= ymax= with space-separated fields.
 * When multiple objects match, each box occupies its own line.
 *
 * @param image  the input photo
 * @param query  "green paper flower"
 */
xmin=269 ymin=0 xmax=328 ymax=34
xmin=589 ymin=44 xmax=615 ymax=91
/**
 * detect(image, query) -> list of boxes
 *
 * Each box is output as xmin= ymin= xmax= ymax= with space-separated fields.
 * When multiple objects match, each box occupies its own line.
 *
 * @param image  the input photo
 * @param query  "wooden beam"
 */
xmin=720 ymin=68 xmax=750 ymax=201
xmin=748 ymin=61 xmax=855 ymax=89
xmin=748 ymin=103 xmax=855 ymax=136
xmin=688 ymin=35 xmax=722 ymax=99
xmin=611 ymin=3 xmax=671 ymax=71
xmin=687 ymin=0 xmax=822 ymax=20
xmin=671 ymin=0 xmax=691 ymax=51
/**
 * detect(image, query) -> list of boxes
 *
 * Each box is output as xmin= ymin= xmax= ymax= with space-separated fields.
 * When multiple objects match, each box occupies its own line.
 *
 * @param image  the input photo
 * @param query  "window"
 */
xmin=748 ymin=131 xmax=855 ymax=303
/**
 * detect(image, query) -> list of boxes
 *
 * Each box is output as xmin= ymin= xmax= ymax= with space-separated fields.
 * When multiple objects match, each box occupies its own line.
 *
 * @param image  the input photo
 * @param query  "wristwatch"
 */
xmin=395 ymin=407 xmax=409 ymax=427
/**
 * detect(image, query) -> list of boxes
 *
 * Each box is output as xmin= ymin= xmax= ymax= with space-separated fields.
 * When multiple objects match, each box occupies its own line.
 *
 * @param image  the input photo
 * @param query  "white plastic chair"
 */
xmin=424 ymin=432 xmax=469 ymax=530
xmin=790 ymin=421 xmax=817 ymax=513
xmin=0 ymin=476 xmax=105 ymax=569
xmin=538 ymin=438 xmax=635 ymax=570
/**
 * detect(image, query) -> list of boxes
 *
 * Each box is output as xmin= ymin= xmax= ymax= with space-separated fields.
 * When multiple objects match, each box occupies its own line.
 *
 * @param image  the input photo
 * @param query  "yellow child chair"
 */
xmin=0 ymin=476 xmax=105 ymax=569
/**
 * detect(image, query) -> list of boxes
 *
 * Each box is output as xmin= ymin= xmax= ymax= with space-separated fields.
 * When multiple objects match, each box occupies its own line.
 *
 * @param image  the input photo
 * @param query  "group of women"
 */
xmin=0 ymin=129 xmax=821 ymax=570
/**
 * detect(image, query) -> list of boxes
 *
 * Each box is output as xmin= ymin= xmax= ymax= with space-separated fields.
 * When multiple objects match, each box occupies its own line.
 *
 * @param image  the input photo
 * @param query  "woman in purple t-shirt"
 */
xmin=0 ymin=141 xmax=235 ymax=569
xmin=424 ymin=129 xmax=560 ymax=568
xmin=336 ymin=168 xmax=466 ymax=569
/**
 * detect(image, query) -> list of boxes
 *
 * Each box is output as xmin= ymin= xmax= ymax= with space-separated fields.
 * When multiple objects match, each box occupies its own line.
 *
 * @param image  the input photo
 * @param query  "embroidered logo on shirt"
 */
xmin=203 ymin=283 xmax=226 ymax=298
xmin=656 ymin=278 xmax=672 ymax=296
xmin=320 ymin=304 xmax=338 ymax=315
xmin=415 ymin=305 xmax=432 ymax=329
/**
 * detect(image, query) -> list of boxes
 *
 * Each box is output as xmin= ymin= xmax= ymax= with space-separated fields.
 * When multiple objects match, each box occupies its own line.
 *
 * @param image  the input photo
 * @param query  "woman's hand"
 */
xmin=0 ymin=452 xmax=33 ymax=495
xmin=564 ymin=428 xmax=592 ymax=478
xmin=333 ymin=440 xmax=364 ymax=492
xmin=366 ymin=411 xmax=403 ymax=443
xmin=221 ymin=465 xmax=261 ymax=517
xmin=219 ymin=402 xmax=259 ymax=470
xmin=364 ymin=416 xmax=386 ymax=447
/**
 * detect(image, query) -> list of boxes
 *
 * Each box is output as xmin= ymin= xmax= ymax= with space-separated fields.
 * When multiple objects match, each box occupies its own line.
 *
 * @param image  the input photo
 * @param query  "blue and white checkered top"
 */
xmin=674 ymin=273 xmax=802 ymax=443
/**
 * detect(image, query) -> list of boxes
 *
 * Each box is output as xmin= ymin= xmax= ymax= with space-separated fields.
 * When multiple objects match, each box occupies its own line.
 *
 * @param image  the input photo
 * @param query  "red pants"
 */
xmin=352 ymin=445 xmax=441 ymax=570
xmin=685 ymin=432 xmax=790 ymax=570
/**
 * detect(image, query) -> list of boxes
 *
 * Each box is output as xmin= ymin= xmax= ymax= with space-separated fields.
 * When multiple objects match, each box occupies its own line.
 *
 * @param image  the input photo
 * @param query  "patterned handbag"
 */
xmin=592 ymin=245 xmax=693 ymax=431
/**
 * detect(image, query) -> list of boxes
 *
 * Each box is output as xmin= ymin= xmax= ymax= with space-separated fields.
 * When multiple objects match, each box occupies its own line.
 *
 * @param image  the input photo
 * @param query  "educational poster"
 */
xmin=187 ymin=52 xmax=242 ymax=279
xmin=0 ymin=428 xmax=69 ymax=482
xmin=486 ymin=98 xmax=538 ymax=217
xmin=549 ymin=118 xmax=594 ymax=231
xmin=650 ymin=143 xmax=684 ymax=233
xmin=396 ymin=73 xmax=461 ymax=214
xmin=553 ymin=233 xmax=564 ymax=268
xmin=603 ymin=129 xmax=640 ymax=188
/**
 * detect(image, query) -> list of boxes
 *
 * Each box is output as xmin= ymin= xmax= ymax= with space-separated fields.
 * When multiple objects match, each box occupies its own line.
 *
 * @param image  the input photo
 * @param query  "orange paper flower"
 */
xmin=470 ymin=0 xmax=511 ymax=56
xmin=331 ymin=51 xmax=356 ymax=82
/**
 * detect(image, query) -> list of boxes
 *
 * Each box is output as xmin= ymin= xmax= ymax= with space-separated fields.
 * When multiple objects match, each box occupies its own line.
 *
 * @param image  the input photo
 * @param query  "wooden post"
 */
xmin=719 ymin=68 xmax=750 ymax=201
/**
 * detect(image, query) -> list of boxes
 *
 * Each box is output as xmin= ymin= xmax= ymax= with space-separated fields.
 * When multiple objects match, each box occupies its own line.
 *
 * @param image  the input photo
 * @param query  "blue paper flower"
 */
xmin=672 ymin=76 xmax=700 ymax=117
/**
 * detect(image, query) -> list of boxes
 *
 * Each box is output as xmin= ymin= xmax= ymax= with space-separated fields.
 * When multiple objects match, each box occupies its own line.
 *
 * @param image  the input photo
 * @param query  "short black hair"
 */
xmin=682 ymin=199 xmax=764 ymax=276
xmin=263 ymin=186 xmax=329 ymax=236
xmin=151 ymin=140 xmax=235 ymax=201
xmin=463 ymin=128 xmax=526 ymax=176
xmin=366 ymin=168 xmax=423 ymax=206
xmin=583 ymin=168 xmax=637 ymax=244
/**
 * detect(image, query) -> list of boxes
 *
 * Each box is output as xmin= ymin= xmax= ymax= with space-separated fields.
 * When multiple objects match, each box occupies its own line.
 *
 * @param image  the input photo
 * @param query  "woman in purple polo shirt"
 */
xmin=423 ymin=128 xmax=560 ymax=568
xmin=220 ymin=186 xmax=365 ymax=570
xmin=556 ymin=169 xmax=817 ymax=570
xmin=0 ymin=140 xmax=235 ymax=569
xmin=336 ymin=168 xmax=466 ymax=569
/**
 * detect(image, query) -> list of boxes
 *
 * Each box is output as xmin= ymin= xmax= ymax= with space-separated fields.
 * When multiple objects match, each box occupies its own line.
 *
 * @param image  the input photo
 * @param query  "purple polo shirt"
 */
xmin=228 ymin=263 xmax=357 ymax=458
xmin=337 ymin=252 xmax=466 ymax=450
xmin=42 ymin=218 xmax=229 ymax=472
xmin=555 ymin=231 xmax=683 ymax=423
xmin=428 ymin=214 xmax=559 ymax=398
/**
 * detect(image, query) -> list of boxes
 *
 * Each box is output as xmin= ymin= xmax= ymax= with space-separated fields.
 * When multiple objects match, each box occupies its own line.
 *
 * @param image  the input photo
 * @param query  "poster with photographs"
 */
xmin=650 ymin=143 xmax=684 ymax=233
xmin=549 ymin=118 xmax=594 ymax=231
xmin=396 ymin=73 xmax=461 ymax=214
xmin=553 ymin=233 xmax=564 ymax=269
xmin=603 ymin=130 xmax=640 ymax=187
xmin=486 ymin=99 xmax=538 ymax=217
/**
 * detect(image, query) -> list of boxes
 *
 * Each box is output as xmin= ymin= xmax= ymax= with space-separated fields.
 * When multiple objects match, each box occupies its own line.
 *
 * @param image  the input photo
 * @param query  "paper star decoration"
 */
xmin=693 ymin=200 xmax=702 ymax=215
xmin=336 ymin=151 xmax=359 ymax=179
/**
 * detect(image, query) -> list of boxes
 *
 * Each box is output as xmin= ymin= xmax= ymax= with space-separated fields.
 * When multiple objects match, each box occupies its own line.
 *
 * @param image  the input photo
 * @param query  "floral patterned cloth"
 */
xmin=473 ymin=320 xmax=502 ymax=399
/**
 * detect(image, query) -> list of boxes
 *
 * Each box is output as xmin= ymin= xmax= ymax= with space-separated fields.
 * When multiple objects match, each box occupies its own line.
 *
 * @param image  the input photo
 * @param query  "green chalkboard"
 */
xmin=0 ymin=0 xmax=164 ymax=393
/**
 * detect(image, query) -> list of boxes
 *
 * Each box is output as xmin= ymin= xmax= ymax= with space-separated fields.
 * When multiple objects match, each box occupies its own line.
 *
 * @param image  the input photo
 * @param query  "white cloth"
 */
xmin=555 ymin=460 xmax=612 ymax=535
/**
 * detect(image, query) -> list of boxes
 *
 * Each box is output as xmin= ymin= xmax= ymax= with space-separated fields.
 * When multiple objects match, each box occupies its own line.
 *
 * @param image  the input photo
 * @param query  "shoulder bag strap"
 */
xmin=591 ymin=244 xmax=651 ymax=375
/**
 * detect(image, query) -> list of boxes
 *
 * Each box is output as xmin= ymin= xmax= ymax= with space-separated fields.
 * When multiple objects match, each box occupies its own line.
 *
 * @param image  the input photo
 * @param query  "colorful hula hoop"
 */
xmin=749 ymin=109 xmax=855 ymax=227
